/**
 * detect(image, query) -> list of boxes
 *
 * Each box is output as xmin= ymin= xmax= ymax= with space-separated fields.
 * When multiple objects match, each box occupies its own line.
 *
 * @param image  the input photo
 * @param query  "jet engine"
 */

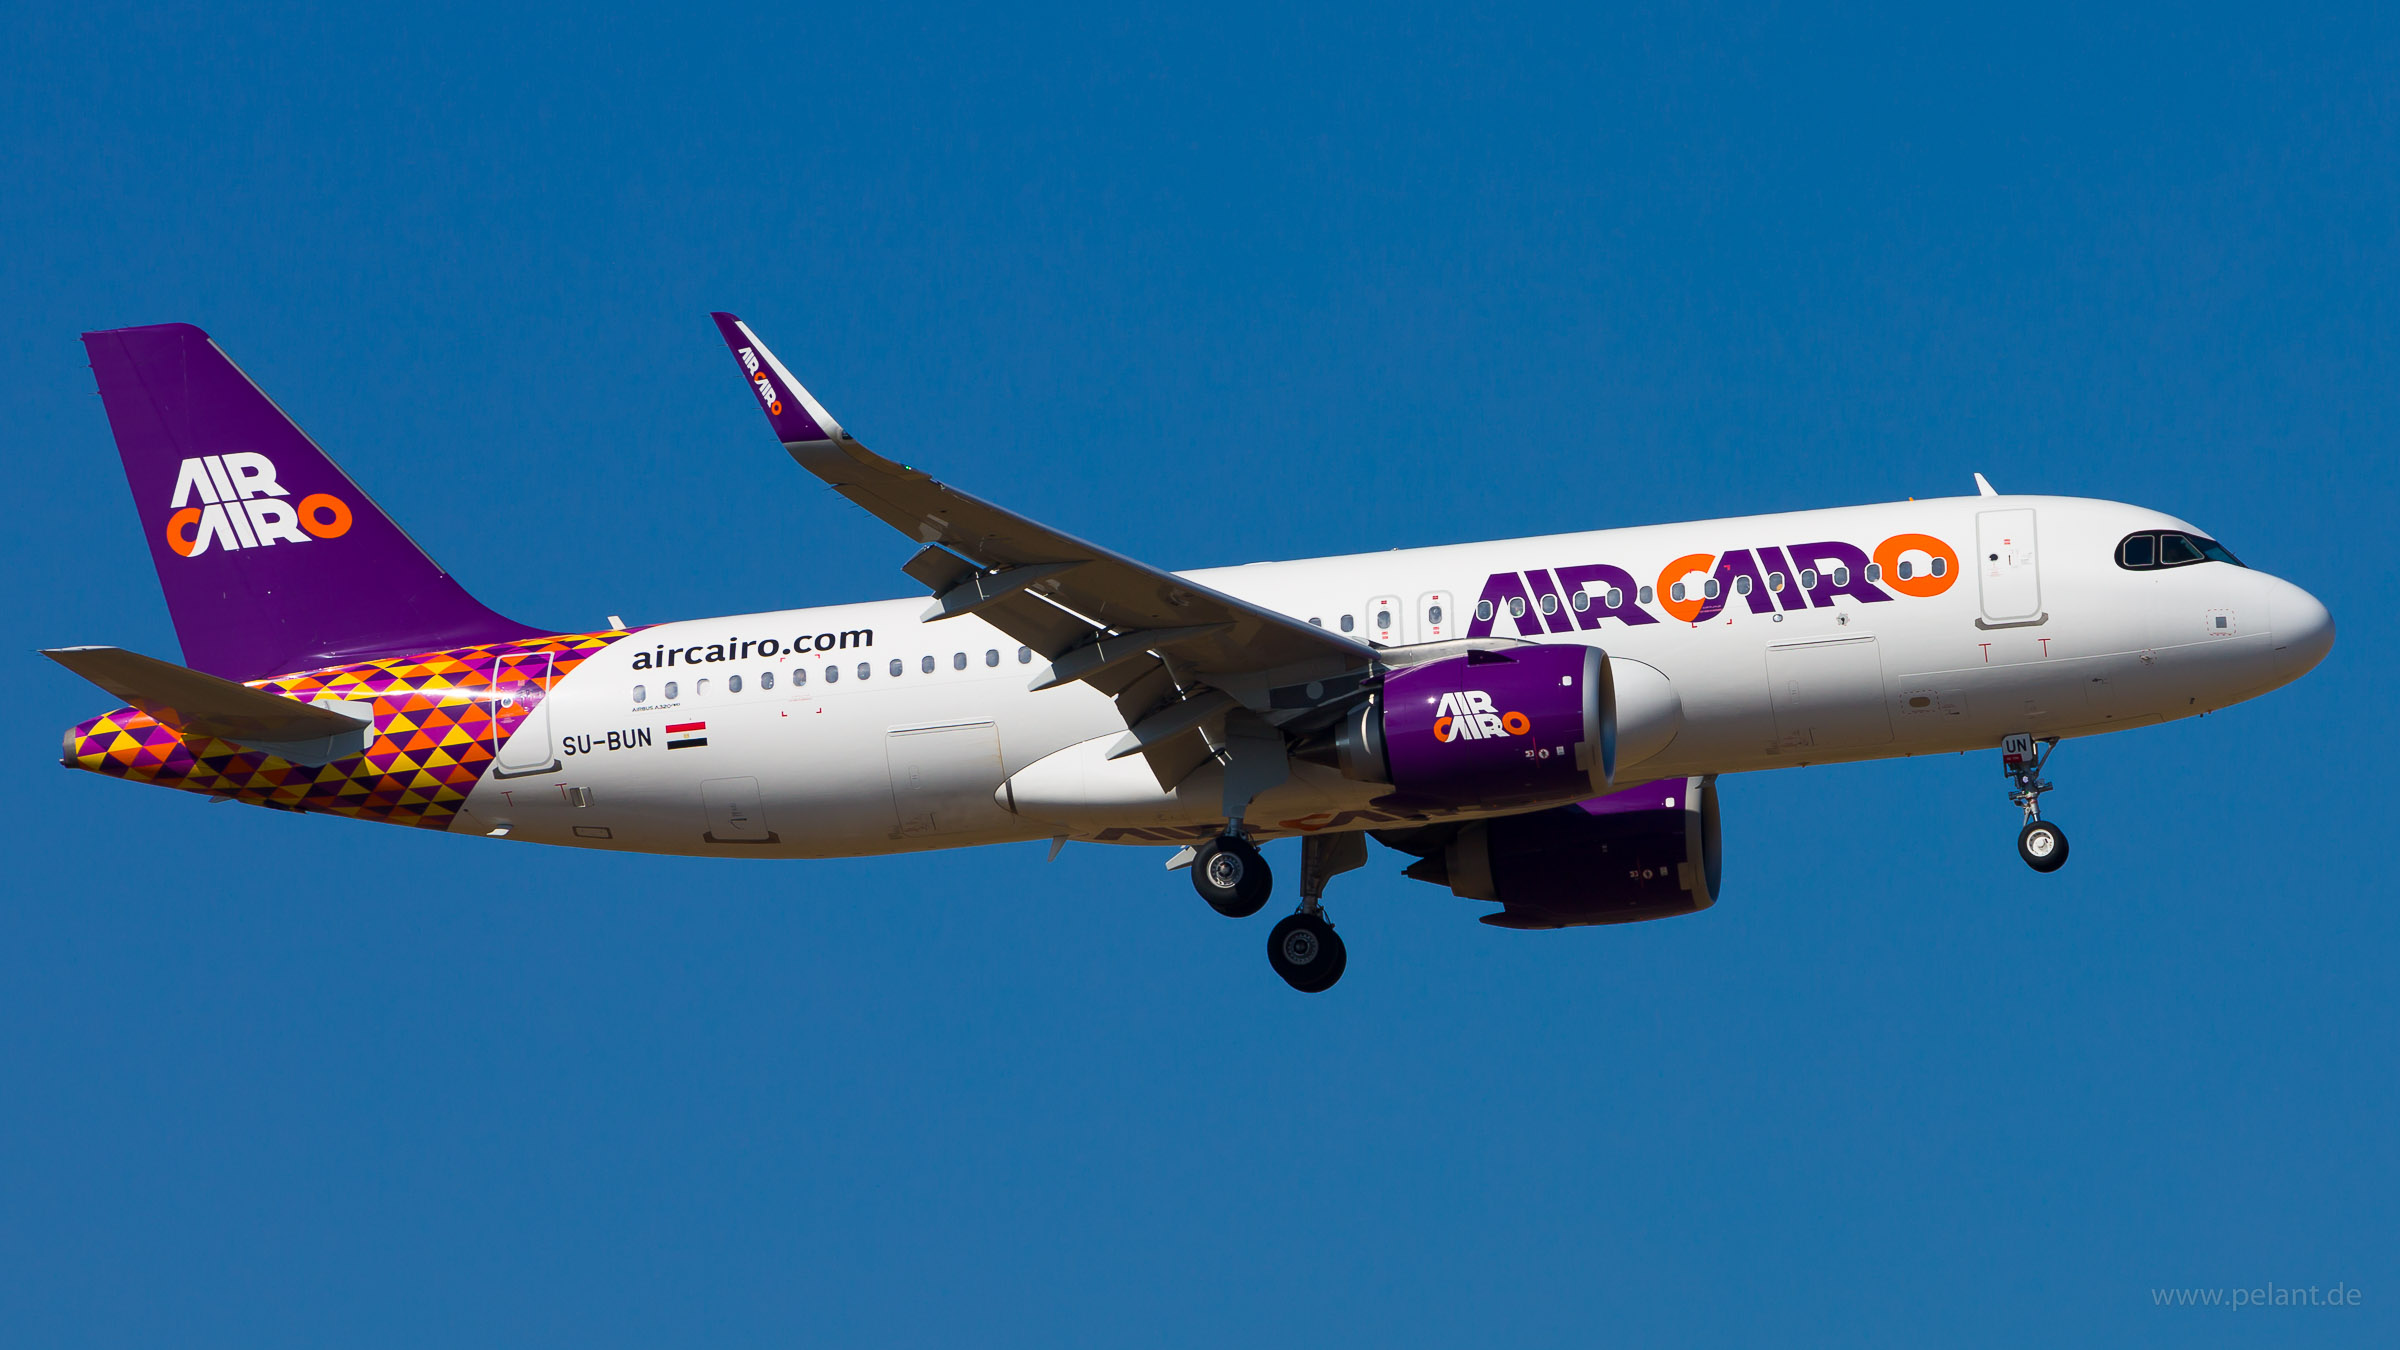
xmin=1317 ymin=644 xmax=1616 ymax=810
xmin=1380 ymin=775 xmax=1722 ymax=929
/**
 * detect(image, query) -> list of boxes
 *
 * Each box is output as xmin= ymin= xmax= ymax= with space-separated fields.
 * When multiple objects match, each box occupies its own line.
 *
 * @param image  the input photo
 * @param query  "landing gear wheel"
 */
xmin=1268 ymin=912 xmax=1346 ymax=992
xmin=1193 ymin=836 xmax=1272 ymax=917
xmin=2018 ymin=820 xmax=2069 ymax=872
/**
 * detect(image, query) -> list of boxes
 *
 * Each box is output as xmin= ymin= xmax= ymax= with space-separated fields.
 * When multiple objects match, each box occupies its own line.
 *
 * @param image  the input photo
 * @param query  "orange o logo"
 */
xmin=1433 ymin=716 xmax=1454 ymax=742
xmin=1501 ymin=710 xmax=1532 ymax=736
xmin=298 ymin=494 xmax=353 ymax=539
xmin=1655 ymin=553 xmax=1715 ymax=623
xmin=164 ymin=507 xmax=203 ymax=556
xmin=1873 ymin=532 xmax=1959 ymax=597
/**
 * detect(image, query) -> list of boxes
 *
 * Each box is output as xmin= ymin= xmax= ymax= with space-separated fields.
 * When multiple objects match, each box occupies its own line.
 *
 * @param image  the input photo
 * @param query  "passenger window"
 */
xmin=1897 ymin=560 xmax=1913 ymax=580
xmin=793 ymin=668 xmax=807 ymax=686
xmin=985 ymin=649 xmax=999 ymax=667
xmin=1734 ymin=575 xmax=1753 ymax=595
xmin=1310 ymin=617 xmax=1323 ymax=626
xmin=1340 ymin=614 xmax=1355 ymax=632
xmin=1703 ymin=579 xmax=1720 ymax=599
xmin=632 ymin=684 xmax=646 ymax=703
xmin=953 ymin=652 xmax=967 ymax=670
xmin=1638 ymin=586 xmax=1654 ymax=604
xmin=1018 ymin=647 xmax=1032 ymax=664
xmin=1474 ymin=600 xmax=1494 ymax=621
xmin=1376 ymin=608 xmax=1392 ymax=628
xmin=824 ymin=666 xmax=838 ymax=683
xmin=1507 ymin=597 xmax=1527 ymax=618
xmin=761 ymin=671 xmax=775 ymax=690
xmin=858 ymin=662 xmax=872 ymax=680
xmin=1670 ymin=582 xmax=1687 ymax=602
xmin=1864 ymin=564 xmax=1880 ymax=583
xmin=1833 ymin=566 xmax=1851 ymax=586
xmin=1428 ymin=604 xmax=1444 ymax=626
xmin=1606 ymin=588 xmax=1624 ymax=608
xmin=697 ymin=679 xmax=711 ymax=696
xmin=1570 ymin=590 xmax=1590 ymax=612
xmin=889 ymin=658 xmax=903 ymax=677
xmin=921 ymin=655 xmax=935 ymax=674
xmin=1768 ymin=572 xmax=1786 ymax=592
xmin=664 ymin=681 xmax=679 ymax=699
xmin=1930 ymin=557 xmax=1947 ymax=577
xmin=2159 ymin=533 xmax=2204 ymax=566
xmin=728 ymin=674 xmax=743 ymax=693
xmin=1800 ymin=569 xmax=1817 ymax=589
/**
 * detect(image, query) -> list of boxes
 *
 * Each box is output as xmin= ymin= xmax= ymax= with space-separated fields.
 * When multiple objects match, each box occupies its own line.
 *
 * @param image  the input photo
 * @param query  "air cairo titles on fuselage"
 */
xmin=1469 ymin=531 xmax=1957 ymax=637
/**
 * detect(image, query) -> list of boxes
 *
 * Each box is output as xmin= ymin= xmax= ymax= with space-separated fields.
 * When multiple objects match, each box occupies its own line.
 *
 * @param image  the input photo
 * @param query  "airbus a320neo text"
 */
xmin=49 ymin=317 xmax=2334 ymax=991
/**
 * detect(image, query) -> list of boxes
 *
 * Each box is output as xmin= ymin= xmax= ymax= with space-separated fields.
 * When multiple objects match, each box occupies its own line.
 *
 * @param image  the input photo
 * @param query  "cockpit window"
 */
xmin=2116 ymin=531 xmax=2244 ymax=571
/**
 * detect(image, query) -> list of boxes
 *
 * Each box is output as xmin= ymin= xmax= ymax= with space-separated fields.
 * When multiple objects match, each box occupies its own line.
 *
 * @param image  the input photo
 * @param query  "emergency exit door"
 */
xmin=1976 ymin=509 xmax=2043 ymax=624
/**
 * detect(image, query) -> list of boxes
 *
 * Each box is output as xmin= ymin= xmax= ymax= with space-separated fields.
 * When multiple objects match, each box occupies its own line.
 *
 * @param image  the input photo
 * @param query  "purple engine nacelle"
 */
xmin=1334 ymin=644 xmax=1616 ymax=810
xmin=1399 ymin=776 xmax=1722 ymax=929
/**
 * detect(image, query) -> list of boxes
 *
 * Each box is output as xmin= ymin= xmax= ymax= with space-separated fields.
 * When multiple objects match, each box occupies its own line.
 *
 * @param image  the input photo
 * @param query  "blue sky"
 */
xmin=4 ymin=3 xmax=2395 ymax=1345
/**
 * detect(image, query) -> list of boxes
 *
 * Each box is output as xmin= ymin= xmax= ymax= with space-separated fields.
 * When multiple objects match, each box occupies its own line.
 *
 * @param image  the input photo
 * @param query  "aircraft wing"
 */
xmin=710 ymin=313 xmax=1375 ymax=783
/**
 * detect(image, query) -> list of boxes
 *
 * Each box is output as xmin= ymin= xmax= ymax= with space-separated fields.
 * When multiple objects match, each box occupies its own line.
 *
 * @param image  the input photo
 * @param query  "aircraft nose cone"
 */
xmin=2270 ymin=579 xmax=2335 ymax=678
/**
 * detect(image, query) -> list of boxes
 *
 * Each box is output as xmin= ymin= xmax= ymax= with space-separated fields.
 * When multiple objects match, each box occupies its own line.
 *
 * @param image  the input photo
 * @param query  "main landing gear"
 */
xmin=1187 ymin=827 xmax=1365 ymax=992
xmin=2002 ymin=733 xmax=2069 ymax=873
xmin=1191 ymin=833 xmax=1272 ymax=917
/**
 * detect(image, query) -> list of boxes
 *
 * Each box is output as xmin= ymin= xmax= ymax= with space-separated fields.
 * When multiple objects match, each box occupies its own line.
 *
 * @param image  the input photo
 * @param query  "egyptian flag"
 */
xmin=667 ymin=720 xmax=708 ymax=750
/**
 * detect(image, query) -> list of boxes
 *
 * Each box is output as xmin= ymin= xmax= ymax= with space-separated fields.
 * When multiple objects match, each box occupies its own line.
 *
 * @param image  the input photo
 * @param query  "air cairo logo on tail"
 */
xmin=162 ymin=452 xmax=351 ymax=558
xmin=1432 ymin=689 xmax=1532 ymax=743
xmin=736 ymin=347 xmax=785 ymax=416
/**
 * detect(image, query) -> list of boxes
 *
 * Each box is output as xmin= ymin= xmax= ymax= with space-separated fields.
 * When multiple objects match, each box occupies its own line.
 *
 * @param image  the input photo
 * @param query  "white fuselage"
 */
xmin=458 ymin=494 xmax=2329 ymax=857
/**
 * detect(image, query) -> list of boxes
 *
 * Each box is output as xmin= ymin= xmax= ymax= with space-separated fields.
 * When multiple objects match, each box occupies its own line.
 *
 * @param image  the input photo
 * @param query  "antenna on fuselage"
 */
xmin=1974 ymin=472 xmax=2000 ymax=497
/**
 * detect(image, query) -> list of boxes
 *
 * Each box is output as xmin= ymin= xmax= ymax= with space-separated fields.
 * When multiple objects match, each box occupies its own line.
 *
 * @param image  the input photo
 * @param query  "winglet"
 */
xmin=1973 ymin=472 xmax=2000 ymax=497
xmin=710 ymin=312 xmax=843 ymax=445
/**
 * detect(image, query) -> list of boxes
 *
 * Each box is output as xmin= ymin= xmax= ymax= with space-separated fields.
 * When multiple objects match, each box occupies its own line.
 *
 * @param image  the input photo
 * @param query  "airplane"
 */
xmin=47 ymin=317 xmax=2335 ymax=992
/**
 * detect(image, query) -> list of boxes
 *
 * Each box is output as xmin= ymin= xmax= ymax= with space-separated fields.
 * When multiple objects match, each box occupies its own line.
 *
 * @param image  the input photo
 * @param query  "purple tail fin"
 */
xmin=82 ymin=323 xmax=547 ymax=680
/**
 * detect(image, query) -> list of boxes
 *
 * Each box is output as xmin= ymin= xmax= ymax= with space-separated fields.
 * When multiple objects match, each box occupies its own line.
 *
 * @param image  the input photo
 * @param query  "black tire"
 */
xmin=1193 ymin=836 xmax=1272 ymax=917
xmin=2018 ymin=820 xmax=2069 ymax=872
xmin=1267 ymin=913 xmax=1347 ymax=992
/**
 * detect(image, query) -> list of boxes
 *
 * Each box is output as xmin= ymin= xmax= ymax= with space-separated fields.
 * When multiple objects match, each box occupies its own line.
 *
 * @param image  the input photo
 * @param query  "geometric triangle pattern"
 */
xmin=62 ymin=629 xmax=633 ymax=831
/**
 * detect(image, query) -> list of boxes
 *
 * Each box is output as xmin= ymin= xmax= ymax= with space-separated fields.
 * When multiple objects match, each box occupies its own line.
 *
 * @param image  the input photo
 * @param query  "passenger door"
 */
xmin=1364 ymin=594 xmax=1402 ymax=646
xmin=1975 ymin=508 xmax=2043 ymax=624
xmin=491 ymin=651 xmax=559 ymax=779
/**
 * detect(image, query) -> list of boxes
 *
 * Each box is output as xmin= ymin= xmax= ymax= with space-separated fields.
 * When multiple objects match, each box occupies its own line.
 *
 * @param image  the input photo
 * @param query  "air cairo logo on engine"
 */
xmin=1431 ymin=689 xmax=1533 ymax=743
xmin=736 ymin=346 xmax=785 ymax=416
xmin=162 ymin=453 xmax=352 ymax=558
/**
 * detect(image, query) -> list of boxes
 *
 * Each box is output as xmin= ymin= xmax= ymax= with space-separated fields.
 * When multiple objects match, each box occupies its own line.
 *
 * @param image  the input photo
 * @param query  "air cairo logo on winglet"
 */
xmin=736 ymin=347 xmax=785 ymax=417
xmin=162 ymin=453 xmax=351 ymax=558
xmin=1432 ymin=689 xmax=1532 ymax=743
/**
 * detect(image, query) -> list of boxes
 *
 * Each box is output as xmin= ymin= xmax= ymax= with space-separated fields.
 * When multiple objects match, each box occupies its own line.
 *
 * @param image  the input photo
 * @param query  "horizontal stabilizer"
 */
xmin=45 ymin=646 xmax=373 ymax=764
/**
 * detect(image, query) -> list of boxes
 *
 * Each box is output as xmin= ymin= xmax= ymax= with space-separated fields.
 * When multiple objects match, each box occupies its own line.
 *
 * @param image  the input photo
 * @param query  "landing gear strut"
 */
xmin=2003 ymin=733 xmax=2069 ymax=873
xmin=1268 ymin=832 xmax=1366 ymax=993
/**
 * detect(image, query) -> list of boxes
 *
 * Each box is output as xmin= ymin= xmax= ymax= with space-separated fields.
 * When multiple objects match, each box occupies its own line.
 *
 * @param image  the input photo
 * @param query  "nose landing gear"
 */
xmin=2003 ymin=733 xmax=2069 ymax=873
